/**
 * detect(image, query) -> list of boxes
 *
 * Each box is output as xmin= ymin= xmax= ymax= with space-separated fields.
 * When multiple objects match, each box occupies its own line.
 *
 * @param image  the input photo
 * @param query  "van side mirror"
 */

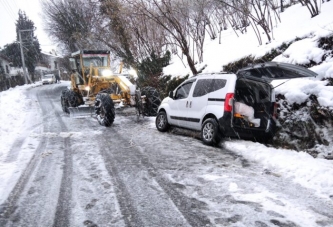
xmin=169 ymin=91 xmax=174 ymax=99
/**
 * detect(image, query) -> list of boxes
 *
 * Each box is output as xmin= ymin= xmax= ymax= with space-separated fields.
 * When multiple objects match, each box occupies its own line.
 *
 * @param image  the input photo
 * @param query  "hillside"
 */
xmin=162 ymin=1 xmax=333 ymax=158
xmin=163 ymin=1 xmax=333 ymax=77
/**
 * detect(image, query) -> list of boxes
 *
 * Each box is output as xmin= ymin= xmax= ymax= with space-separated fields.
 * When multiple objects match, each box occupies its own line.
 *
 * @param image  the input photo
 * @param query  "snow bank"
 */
xmin=0 ymin=84 xmax=38 ymax=158
xmin=273 ymin=78 xmax=333 ymax=107
xmin=273 ymin=38 xmax=325 ymax=65
xmin=224 ymin=141 xmax=333 ymax=199
xmin=312 ymin=61 xmax=333 ymax=80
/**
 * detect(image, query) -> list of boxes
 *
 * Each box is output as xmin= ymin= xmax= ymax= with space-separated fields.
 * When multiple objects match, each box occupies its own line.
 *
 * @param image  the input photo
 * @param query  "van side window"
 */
xmin=193 ymin=79 xmax=213 ymax=97
xmin=193 ymin=79 xmax=226 ymax=97
xmin=175 ymin=82 xmax=193 ymax=99
xmin=212 ymin=79 xmax=227 ymax=91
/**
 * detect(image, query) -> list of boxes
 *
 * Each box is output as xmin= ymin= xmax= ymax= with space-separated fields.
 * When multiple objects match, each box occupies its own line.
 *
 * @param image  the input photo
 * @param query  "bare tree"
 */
xmin=126 ymin=7 xmax=168 ymax=63
xmin=126 ymin=0 xmax=199 ymax=75
xmin=298 ymin=0 xmax=321 ymax=17
xmin=216 ymin=0 xmax=281 ymax=45
xmin=41 ymin=0 xmax=103 ymax=52
xmin=210 ymin=4 xmax=229 ymax=44
xmin=42 ymin=0 xmax=171 ymax=70
xmin=185 ymin=0 xmax=215 ymax=63
xmin=99 ymin=0 xmax=174 ymax=69
xmin=98 ymin=0 xmax=136 ymax=65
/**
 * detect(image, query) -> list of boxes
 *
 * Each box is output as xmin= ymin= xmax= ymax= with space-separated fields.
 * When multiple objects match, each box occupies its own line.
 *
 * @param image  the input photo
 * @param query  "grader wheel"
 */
xmin=141 ymin=86 xmax=161 ymax=116
xmin=61 ymin=89 xmax=70 ymax=113
xmin=95 ymin=93 xmax=115 ymax=127
xmin=67 ymin=90 xmax=83 ymax=107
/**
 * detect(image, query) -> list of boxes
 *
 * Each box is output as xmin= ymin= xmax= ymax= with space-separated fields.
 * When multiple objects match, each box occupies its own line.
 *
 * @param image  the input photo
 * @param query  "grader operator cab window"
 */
xmin=82 ymin=54 xmax=108 ymax=67
xmin=69 ymin=58 xmax=78 ymax=70
xmin=69 ymin=54 xmax=108 ymax=70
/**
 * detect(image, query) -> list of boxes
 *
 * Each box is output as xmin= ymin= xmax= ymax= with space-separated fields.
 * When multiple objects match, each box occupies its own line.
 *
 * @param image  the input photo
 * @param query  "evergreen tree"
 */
xmin=15 ymin=10 xmax=41 ymax=81
xmin=1 ymin=43 xmax=21 ymax=67
xmin=136 ymin=51 xmax=171 ymax=89
xmin=1 ymin=11 xmax=42 ymax=82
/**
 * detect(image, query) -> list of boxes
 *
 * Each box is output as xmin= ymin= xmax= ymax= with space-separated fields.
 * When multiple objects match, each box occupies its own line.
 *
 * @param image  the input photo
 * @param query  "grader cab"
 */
xmin=60 ymin=50 xmax=161 ymax=126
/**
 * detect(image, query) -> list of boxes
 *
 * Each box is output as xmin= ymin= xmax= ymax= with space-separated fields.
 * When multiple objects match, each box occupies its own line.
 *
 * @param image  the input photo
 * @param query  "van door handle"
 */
xmin=189 ymin=101 xmax=192 ymax=108
xmin=186 ymin=101 xmax=189 ymax=108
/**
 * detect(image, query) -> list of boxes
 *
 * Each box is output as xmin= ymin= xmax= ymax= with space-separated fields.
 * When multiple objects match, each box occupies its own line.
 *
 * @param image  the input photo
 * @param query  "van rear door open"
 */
xmin=236 ymin=62 xmax=317 ymax=82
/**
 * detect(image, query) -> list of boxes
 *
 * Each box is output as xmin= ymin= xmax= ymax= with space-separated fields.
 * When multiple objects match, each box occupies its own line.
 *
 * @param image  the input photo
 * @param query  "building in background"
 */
xmin=0 ymin=54 xmax=14 ymax=91
xmin=36 ymin=49 xmax=66 ymax=82
xmin=38 ymin=50 xmax=60 ymax=70
xmin=0 ymin=49 xmax=67 ymax=91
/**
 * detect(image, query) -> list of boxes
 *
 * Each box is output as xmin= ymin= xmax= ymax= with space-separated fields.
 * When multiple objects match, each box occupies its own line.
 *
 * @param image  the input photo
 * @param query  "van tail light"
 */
xmin=273 ymin=102 xmax=278 ymax=119
xmin=224 ymin=93 xmax=234 ymax=112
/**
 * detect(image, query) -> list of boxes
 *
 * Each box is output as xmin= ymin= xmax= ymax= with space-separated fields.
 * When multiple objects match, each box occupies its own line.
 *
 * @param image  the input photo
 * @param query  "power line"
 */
xmin=12 ymin=0 xmax=20 ymax=10
xmin=2 ymin=0 xmax=15 ymax=18
xmin=5 ymin=0 xmax=18 ymax=15
xmin=20 ymin=30 xmax=43 ymax=62
xmin=1 ymin=0 xmax=17 ymax=21
xmin=3 ymin=0 xmax=18 ymax=19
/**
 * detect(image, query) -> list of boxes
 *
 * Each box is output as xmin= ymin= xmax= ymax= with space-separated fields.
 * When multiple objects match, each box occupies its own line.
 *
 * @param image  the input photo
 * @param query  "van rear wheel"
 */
xmin=201 ymin=118 xmax=221 ymax=146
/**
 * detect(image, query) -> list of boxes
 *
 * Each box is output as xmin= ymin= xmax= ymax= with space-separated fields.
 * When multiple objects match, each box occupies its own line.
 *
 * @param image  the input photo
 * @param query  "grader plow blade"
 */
xmin=68 ymin=106 xmax=95 ymax=118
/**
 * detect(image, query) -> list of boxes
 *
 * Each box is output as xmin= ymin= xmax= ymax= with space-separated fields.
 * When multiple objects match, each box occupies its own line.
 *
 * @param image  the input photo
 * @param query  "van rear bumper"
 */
xmin=218 ymin=112 xmax=276 ymax=140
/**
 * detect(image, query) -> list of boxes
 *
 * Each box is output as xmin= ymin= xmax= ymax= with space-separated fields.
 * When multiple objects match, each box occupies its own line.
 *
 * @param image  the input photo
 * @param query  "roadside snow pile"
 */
xmin=272 ymin=78 xmax=333 ymax=106
xmin=312 ymin=61 xmax=333 ymax=79
xmin=270 ymin=32 xmax=333 ymax=158
xmin=273 ymin=36 xmax=326 ymax=66
xmin=224 ymin=140 xmax=333 ymax=199
xmin=272 ymin=29 xmax=333 ymax=106
xmin=0 ymin=83 xmax=41 ymax=158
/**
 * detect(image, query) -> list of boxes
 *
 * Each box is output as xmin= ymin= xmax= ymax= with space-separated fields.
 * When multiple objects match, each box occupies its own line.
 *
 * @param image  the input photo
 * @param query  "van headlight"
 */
xmin=102 ymin=69 xmax=112 ymax=77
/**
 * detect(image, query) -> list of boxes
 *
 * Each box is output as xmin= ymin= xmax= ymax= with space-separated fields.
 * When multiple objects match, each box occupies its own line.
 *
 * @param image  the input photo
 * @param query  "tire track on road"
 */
xmin=0 ymin=138 xmax=47 ymax=225
xmin=95 ymin=127 xmax=145 ymax=227
xmin=0 ymin=86 xmax=74 ymax=227
xmin=39 ymin=86 xmax=74 ymax=227
xmin=97 ymin=122 xmax=211 ymax=227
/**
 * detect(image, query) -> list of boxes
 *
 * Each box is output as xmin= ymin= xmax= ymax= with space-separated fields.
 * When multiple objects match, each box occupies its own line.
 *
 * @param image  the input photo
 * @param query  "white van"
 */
xmin=155 ymin=62 xmax=317 ymax=145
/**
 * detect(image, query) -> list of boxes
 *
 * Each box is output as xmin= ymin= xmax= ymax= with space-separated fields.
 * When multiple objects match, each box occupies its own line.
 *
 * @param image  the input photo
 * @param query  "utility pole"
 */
xmin=19 ymin=29 xmax=33 ymax=84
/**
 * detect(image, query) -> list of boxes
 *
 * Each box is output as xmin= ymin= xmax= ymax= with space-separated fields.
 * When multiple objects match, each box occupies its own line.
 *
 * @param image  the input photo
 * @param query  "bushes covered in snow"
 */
xmin=274 ymin=94 xmax=333 ymax=159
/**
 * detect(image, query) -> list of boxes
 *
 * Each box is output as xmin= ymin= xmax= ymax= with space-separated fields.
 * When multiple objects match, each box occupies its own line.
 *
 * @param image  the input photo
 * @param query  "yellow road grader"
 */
xmin=60 ymin=50 xmax=161 ymax=126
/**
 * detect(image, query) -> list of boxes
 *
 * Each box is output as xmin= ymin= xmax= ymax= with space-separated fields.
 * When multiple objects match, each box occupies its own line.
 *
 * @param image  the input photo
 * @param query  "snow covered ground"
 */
xmin=0 ymin=80 xmax=332 ymax=208
xmin=0 ymin=82 xmax=42 ymax=203
xmin=0 ymin=2 xmax=333 ymax=225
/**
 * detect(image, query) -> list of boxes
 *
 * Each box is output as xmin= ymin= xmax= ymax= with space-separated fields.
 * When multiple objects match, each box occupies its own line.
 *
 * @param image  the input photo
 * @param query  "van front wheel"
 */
xmin=201 ymin=118 xmax=221 ymax=146
xmin=156 ymin=111 xmax=170 ymax=132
